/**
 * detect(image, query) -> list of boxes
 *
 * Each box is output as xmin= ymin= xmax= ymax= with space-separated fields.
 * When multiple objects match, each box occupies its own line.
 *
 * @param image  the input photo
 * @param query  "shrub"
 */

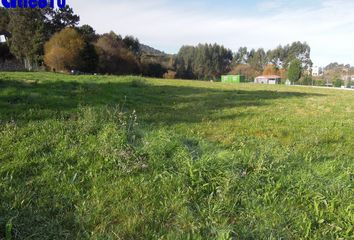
xmin=131 ymin=79 xmax=148 ymax=88
xmin=301 ymin=75 xmax=313 ymax=85
xmin=44 ymin=28 xmax=85 ymax=72
xmin=230 ymin=64 xmax=259 ymax=81
xmin=142 ymin=63 xmax=167 ymax=78
xmin=288 ymin=59 xmax=302 ymax=83
xmin=334 ymin=78 xmax=343 ymax=87
xmin=163 ymin=70 xmax=177 ymax=79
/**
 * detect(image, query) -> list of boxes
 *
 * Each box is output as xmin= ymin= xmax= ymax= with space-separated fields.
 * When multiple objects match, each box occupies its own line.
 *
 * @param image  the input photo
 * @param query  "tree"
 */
xmin=287 ymin=41 xmax=312 ymax=70
xmin=44 ymin=5 xmax=80 ymax=37
xmin=229 ymin=64 xmax=259 ymax=81
xmin=0 ymin=8 xmax=12 ymax=61
xmin=7 ymin=8 xmax=45 ymax=70
xmin=301 ymin=75 xmax=313 ymax=85
xmin=3 ymin=5 xmax=79 ymax=70
xmin=0 ymin=42 xmax=13 ymax=61
xmin=78 ymin=43 xmax=98 ymax=73
xmin=288 ymin=59 xmax=302 ymax=83
xmin=175 ymin=43 xmax=232 ymax=80
xmin=334 ymin=78 xmax=343 ymax=88
xmin=267 ymin=42 xmax=312 ymax=70
xmin=262 ymin=64 xmax=279 ymax=76
xmin=279 ymin=69 xmax=287 ymax=80
xmin=76 ymin=25 xmax=99 ymax=72
xmin=123 ymin=36 xmax=140 ymax=55
xmin=44 ymin=28 xmax=85 ymax=71
xmin=142 ymin=63 xmax=166 ymax=78
xmin=233 ymin=47 xmax=248 ymax=65
xmin=0 ymin=7 xmax=10 ymax=39
xmin=174 ymin=46 xmax=195 ymax=79
xmin=76 ymin=24 xmax=98 ymax=43
xmin=248 ymin=48 xmax=268 ymax=72
xmin=267 ymin=45 xmax=286 ymax=68
xmin=95 ymin=31 xmax=140 ymax=75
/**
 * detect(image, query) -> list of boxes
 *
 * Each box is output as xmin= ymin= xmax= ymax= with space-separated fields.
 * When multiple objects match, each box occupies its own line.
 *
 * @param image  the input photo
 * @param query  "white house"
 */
xmin=255 ymin=75 xmax=281 ymax=84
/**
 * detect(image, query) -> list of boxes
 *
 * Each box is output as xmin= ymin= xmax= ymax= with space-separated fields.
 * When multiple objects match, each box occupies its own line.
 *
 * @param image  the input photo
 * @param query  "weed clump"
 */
xmin=130 ymin=78 xmax=148 ymax=88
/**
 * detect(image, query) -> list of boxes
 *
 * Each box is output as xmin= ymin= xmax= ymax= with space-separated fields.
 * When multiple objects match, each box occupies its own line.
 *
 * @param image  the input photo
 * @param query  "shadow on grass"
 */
xmin=0 ymin=78 xmax=324 ymax=125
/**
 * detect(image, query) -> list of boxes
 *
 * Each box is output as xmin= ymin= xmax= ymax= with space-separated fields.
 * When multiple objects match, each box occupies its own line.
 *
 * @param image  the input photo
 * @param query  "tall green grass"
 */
xmin=0 ymin=72 xmax=353 ymax=239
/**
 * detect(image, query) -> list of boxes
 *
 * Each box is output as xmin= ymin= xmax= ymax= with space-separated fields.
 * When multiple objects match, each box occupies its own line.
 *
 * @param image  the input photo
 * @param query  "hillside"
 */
xmin=0 ymin=72 xmax=353 ymax=239
xmin=140 ymin=43 xmax=167 ymax=56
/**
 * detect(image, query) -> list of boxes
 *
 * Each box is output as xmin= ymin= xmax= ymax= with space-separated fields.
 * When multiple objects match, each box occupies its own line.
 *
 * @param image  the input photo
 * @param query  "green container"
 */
xmin=221 ymin=75 xmax=245 ymax=83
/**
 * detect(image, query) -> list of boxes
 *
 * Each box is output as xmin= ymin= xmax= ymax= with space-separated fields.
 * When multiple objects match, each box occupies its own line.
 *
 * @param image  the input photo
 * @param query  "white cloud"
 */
xmin=70 ymin=0 xmax=354 ymax=66
xmin=257 ymin=0 xmax=286 ymax=10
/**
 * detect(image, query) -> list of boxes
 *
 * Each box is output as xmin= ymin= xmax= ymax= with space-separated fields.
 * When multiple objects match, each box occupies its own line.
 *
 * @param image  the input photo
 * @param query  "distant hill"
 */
xmin=139 ymin=44 xmax=175 ymax=70
xmin=140 ymin=44 xmax=166 ymax=56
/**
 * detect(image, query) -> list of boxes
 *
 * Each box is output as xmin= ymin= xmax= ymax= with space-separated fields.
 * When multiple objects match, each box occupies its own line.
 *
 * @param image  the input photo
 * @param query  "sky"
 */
xmin=70 ymin=0 xmax=354 ymax=66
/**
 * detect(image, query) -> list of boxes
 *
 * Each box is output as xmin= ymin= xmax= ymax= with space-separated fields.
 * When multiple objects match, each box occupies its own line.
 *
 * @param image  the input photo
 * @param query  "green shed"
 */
xmin=221 ymin=75 xmax=245 ymax=83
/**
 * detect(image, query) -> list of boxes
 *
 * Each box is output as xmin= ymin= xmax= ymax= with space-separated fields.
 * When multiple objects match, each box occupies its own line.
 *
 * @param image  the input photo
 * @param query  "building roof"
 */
xmin=256 ymin=75 xmax=281 ymax=79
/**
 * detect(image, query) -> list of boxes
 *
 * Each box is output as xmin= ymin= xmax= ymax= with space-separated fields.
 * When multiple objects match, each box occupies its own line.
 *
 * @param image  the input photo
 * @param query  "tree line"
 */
xmin=0 ymin=5 xmax=161 ymax=76
xmin=0 ymin=5 xmax=312 ymax=82
xmin=174 ymin=42 xmax=312 ymax=81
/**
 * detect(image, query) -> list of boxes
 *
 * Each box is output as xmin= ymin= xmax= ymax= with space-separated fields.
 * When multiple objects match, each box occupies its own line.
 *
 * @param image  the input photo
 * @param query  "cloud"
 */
xmin=257 ymin=0 xmax=285 ymax=10
xmin=70 ymin=0 xmax=354 ymax=66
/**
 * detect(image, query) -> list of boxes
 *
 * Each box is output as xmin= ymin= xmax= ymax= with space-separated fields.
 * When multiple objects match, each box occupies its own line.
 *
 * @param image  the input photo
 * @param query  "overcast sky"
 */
xmin=70 ymin=0 xmax=354 ymax=66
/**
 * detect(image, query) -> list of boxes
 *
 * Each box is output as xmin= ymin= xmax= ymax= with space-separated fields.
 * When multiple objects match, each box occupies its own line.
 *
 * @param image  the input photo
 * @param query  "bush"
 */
xmin=312 ymin=78 xmax=325 ymax=86
xmin=288 ymin=59 xmax=302 ymax=83
xmin=163 ymin=70 xmax=177 ymax=79
xmin=334 ymin=78 xmax=343 ymax=87
xmin=44 ymin=28 xmax=85 ymax=72
xmin=142 ymin=63 xmax=167 ymax=78
xmin=230 ymin=64 xmax=259 ymax=82
xmin=131 ymin=79 xmax=148 ymax=88
xmin=300 ymin=75 xmax=313 ymax=85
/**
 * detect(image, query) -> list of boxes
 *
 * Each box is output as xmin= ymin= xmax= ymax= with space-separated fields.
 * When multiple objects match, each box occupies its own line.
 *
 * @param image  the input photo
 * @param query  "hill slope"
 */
xmin=0 ymin=72 xmax=353 ymax=239
xmin=140 ymin=43 xmax=167 ymax=55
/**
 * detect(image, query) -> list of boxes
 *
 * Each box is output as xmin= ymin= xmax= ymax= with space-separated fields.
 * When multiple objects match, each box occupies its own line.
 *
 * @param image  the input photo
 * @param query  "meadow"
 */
xmin=0 ymin=72 xmax=353 ymax=239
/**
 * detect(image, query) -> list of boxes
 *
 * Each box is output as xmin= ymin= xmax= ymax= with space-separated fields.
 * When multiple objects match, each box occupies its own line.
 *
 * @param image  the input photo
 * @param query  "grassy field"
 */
xmin=0 ymin=72 xmax=353 ymax=240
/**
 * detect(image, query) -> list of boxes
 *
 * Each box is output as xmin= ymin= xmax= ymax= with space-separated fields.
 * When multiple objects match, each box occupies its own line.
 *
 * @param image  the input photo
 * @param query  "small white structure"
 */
xmin=0 ymin=35 xmax=6 ymax=43
xmin=255 ymin=75 xmax=281 ymax=84
xmin=312 ymin=66 xmax=323 ymax=77
xmin=285 ymin=79 xmax=291 ymax=86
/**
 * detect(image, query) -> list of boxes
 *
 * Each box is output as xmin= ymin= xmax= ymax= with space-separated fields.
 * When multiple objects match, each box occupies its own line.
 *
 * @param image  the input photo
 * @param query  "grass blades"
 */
xmin=0 ymin=72 xmax=353 ymax=239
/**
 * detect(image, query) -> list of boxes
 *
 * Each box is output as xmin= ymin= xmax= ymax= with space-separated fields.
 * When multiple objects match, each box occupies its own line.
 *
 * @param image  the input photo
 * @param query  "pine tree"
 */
xmin=44 ymin=5 xmax=80 ymax=37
